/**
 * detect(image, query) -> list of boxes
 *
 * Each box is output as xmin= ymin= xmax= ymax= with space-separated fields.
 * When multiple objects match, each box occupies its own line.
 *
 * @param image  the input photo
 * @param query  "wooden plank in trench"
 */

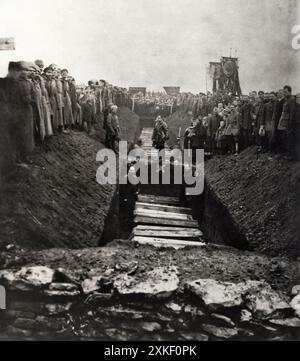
xmin=132 ymin=236 xmax=206 ymax=249
xmin=132 ymin=227 xmax=203 ymax=240
xmin=138 ymin=195 xmax=181 ymax=206
xmin=134 ymin=216 xmax=199 ymax=228
xmin=134 ymin=209 xmax=194 ymax=221
xmin=136 ymin=202 xmax=192 ymax=215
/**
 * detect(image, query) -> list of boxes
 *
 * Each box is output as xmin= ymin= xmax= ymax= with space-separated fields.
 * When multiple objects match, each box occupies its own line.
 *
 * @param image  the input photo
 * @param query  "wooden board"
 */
xmin=132 ymin=236 xmax=206 ymax=249
xmin=138 ymin=195 xmax=180 ymax=206
xmin=134 ymin=216 xmax=199 ymax=228
xmin=134 ymin=209 xmax=194 ymax=221
xmin=136 ymin=225 xmax=202 ymax=233
xmin=136 ymin=202 xmax=192 ymax=215
xmin=132 ymin=228 xmax=203 ymax=240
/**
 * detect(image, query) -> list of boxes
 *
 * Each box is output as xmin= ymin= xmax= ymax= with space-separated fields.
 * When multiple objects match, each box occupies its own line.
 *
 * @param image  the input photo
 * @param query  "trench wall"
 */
xmin=0 ymin=108 xmax=140 ymax=250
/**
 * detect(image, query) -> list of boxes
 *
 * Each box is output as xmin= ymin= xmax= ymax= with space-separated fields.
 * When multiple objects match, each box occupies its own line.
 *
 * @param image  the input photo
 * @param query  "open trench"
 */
xmin=1 ymin=117 xmax=299 ymax=341
xmin=100 ymin=115 xmax=248 ymax=250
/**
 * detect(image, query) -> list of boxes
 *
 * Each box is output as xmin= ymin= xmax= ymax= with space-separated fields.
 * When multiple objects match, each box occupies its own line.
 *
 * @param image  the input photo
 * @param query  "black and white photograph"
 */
xmin=0 ymin=0 xmax=300 ymax=345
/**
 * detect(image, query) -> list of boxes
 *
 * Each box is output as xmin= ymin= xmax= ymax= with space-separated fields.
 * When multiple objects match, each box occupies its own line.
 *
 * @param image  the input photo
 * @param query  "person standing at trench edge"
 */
xmin=152 ymin=116 xmax=169 ymax=151
xmin=106 ymin=105 xmax=121 ymax=154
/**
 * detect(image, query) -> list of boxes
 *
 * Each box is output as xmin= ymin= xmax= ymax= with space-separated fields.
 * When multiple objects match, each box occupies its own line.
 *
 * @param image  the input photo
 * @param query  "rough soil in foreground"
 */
xmin=1 ymin=241 xmax=299 ymax=296
xmin=0 ymin=108 xmax=140 ymax=251
xmin=206 ymin=147 xmax=300 ymax=260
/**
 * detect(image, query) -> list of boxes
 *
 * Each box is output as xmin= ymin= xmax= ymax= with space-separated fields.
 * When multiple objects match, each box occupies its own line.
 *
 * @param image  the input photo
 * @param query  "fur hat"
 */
xmin=35 ymin=59 xmax=44 ymax=68
xmin=8 ymin=62 xmax=22 ymax=72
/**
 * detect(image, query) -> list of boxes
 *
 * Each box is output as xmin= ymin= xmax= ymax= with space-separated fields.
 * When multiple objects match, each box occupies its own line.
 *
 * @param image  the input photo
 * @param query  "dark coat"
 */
xmin=256 ymin=102 xmax=266 ymax=127
xmin=17 ymin=77 xmax=35 ymax=154
xmin=241 ymin=103 xmax=253 ymax=130
xmin=278 ymin=96 xmax=296 ymax=131
xmin=265 ymin=100 xmax=276 ymax=132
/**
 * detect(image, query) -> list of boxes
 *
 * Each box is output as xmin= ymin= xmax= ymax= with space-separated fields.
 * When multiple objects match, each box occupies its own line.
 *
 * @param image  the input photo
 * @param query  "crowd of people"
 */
xmin=129 ymin=90 xmax=234 ymax=116
xmin=130 ymin=91 xmax=176 ymax=117
xmin=0 ymin=60 xmax=129 ymax=162
xmin=182 ymin=88 xmax=300 ymax=161
xmin=0 ymin=59 xmax=299 ymax=164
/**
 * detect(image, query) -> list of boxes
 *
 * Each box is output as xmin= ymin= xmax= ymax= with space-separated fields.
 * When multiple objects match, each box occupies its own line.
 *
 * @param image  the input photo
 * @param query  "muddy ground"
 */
xmin=1 ymin=240 xmax=299 ymax=297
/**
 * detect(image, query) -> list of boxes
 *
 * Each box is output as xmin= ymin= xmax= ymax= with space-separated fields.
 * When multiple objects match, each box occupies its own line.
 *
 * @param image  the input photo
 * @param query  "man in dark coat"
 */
xmin=190 ymin=117 xmax=207 ymax=163
xmin=103 ymin=103 xmax=113 ymax=148
xmin=256 ymin=93 xmax=267 ymax=152
xmin=152 ymin=116 xmax=169 ymax=151
xmin=277 ymin=86 xmax=297 ymax=159
xmin=265 ymin=92 xmax=277 ymax=151
xmin=17 ymin=62 xmax=36 ymax=157
xmin=106 ymin=105 xmax=121 ymax=154
xmin=240 ymin=98 xmax=254 ymax=150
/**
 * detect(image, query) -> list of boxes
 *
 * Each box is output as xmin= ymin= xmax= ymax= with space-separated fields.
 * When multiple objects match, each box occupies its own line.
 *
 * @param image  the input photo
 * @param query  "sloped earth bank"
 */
xmin=0 ymin=107 xmax=139 ymax=250
xmin=0 ymin=244 xmax=299 ymax=341
xmin=204 ymin=147 xmax=300 ymax=260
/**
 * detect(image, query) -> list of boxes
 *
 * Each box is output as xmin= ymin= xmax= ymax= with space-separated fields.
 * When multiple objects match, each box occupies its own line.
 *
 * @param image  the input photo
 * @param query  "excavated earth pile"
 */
xmin=205 ymin=148 xmax=300 ymax=260
xmin=0 ymin=108 xmax=140 ymax=250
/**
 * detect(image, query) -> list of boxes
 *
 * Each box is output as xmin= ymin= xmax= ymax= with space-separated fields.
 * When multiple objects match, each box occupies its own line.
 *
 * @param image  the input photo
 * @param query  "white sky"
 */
xmin=0 ymin=0 xmax=299 ymax=93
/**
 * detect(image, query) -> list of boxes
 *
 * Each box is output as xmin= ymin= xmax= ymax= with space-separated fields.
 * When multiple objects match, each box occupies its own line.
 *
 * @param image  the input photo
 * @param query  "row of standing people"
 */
xmin=0 ymin=60 xmax=127 ymax=162
xmin=184 ymin=86 xmax=300 ymax=161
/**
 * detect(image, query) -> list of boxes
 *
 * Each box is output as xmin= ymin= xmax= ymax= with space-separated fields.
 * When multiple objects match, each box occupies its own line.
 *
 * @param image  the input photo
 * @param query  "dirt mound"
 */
xmin=0 ymin=132 xmax=117 ymax=250
xmin=165 ymin=111 xmax=192 ymax=147
xmin=0 ymin=107 xmax=140 ymax=251
xmin=205 ymin=148 xmax=300 ymax=260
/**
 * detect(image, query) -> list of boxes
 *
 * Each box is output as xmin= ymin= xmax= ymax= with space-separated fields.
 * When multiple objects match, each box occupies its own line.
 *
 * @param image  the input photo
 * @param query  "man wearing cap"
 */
xmin=61 ymin=69 xmax=74 ymax=129
xmin=16 ymin=61 xmax=36 ymax=156
xmin=240 ymin=97 xmax=253 ymax=150
xmin=103 ymin=103 xmax=114 ymax=148
xmin=277 ymin=86 xmax=297 ymax=159
xmin=55 ymin=69 xmax=64 ymax=131
xmin=264 ymin=92 xmax=277 ymax=151
xmin=69 ymin=77 xmax=81 ymax=128
xmin=224 ymin=104 xmax=241 ymax=155
xmin=0 ymin=62 xmax=25 ymax=164
xmin=106 ymin=105 xmax=121 ymax=153
xmin=255 ymin=92 xmax=267 ymax=152
xmin=210 ymin=108 xmax=221 ymax=154
xmin=35 ymin=60 xmax=53 ymax=137
xmin=28 ymin=62 xmax=46 ymax=142
xmin=152 ymin=116 xmax=169 ymax=151
xmin=44 ymin=67 xmax=60 ymax=132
